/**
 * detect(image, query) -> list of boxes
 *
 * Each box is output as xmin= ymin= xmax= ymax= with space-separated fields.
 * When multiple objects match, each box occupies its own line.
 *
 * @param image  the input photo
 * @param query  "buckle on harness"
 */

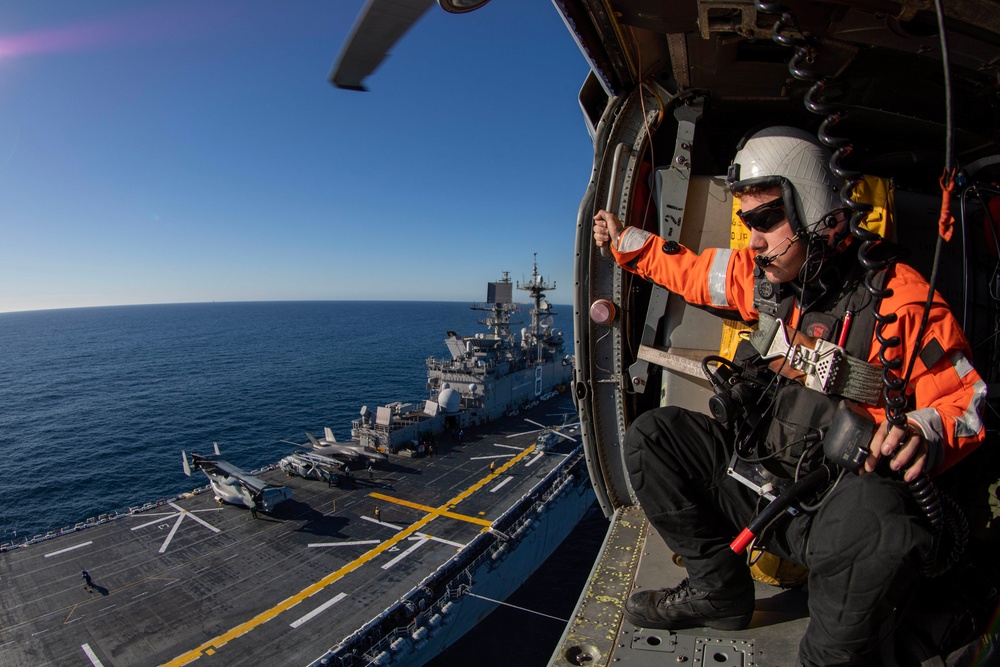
xmin=794 ymin=338 xmax=844 ymax=394
xmin=759 ymin=319 xmax=844 ymax=394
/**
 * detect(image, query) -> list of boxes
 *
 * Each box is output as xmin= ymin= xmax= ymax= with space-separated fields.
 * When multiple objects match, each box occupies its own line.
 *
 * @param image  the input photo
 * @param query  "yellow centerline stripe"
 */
xmin=446 ymin=445 xmax=535 ymax=508
xmin=160 ymin=443 xmax=536 ymax=666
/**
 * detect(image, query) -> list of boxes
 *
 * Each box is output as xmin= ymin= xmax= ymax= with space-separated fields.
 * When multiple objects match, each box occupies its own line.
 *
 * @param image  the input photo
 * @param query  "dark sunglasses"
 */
xmin=736 ymin=198 xmax=786 ymax=232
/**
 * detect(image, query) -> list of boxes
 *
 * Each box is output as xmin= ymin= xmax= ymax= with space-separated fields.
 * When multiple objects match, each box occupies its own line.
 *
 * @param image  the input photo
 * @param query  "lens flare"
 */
xmin=0 ymin=2 xmax=241 ymax=60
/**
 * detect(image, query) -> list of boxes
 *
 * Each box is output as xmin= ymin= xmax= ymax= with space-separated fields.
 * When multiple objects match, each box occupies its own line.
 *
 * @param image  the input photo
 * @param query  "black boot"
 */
xmin=624 ymin=578 xmax=755 ymax=631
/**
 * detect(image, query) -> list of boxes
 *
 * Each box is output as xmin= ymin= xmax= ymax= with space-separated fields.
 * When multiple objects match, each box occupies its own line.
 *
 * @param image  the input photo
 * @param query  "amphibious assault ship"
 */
xmin=0 ymin=265 xmax=594 ymax=667
xmin=350 ymin=258 xmax=573 ymax=456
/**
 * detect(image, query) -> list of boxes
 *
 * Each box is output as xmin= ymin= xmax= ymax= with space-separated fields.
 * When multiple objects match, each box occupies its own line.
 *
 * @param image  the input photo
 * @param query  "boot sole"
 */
xmin=623 ymin=608 xmax=752 ymax=632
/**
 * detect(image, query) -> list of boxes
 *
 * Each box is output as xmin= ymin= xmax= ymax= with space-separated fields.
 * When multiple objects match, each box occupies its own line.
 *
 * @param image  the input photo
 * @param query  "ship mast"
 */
xmin=517 ymin=253 xmax=557 ymax=364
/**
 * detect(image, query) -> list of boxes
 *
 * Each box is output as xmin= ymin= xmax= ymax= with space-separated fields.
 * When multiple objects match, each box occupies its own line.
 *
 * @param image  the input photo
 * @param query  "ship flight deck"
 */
xmin=0 ymin=397 xmax=586 ymax=667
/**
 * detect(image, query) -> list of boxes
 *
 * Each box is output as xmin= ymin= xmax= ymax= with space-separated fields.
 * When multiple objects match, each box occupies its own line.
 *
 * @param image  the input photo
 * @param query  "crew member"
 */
xmin=593 ymin=126 xmax=986 ymax=666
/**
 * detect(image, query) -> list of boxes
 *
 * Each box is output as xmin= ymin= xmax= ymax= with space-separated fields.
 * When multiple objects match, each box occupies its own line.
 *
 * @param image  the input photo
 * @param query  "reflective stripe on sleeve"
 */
xmin=952 ymin=350 xmax=976 ymax=379
xmin=907 ymin=408 xmax=944 ymax=446
xmin=708 ymin=248 xmax=732 ymax=308
xmin=950 ymin=351 xmax=986 ymax=439
xmin=618 ymin=227 xmax=651 ymax=253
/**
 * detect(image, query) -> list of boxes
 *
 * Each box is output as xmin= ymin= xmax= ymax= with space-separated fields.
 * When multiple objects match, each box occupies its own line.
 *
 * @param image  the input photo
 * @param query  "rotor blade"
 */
xmin=330 ymin=0 xmax=435 ymax=91
xmin=505 ymin=427 xmax=546 ymax=438
xmin=551 ymin=430 xmax=577 ymax=442
xmin=524 ymin=419 xmax=548 ymax=429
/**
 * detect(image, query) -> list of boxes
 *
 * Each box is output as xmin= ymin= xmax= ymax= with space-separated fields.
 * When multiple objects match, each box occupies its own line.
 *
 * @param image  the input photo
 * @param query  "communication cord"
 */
xmin=753 ymin=0 xmax=965 ymax=576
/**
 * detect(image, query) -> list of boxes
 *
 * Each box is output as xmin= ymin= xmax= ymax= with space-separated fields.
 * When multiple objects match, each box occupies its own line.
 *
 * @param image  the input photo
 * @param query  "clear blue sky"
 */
xmin=0 ymin=1 xmax=593 ymax=313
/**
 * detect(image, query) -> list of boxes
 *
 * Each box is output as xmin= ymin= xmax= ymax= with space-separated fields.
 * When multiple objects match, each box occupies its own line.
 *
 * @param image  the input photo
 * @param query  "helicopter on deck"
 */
xmin=332 ymin=1 xmax=1000 ymax=665
xmin=508 ymin=415 xmax=580 ymax=451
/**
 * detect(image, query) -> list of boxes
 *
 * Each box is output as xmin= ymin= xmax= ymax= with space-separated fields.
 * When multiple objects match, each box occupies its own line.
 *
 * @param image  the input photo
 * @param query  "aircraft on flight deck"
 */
xmin=278 ymin=450 xmax=344 ymax=483
xmin=331 ymin=1 xmax=1000 ymax=665
xmin=508 ymin=415 xmax=580 ymax=450
xmin=281 ymin=428 xmax=388 ymax=464
xmin=182 ymin=442 xmax=293 ymax=513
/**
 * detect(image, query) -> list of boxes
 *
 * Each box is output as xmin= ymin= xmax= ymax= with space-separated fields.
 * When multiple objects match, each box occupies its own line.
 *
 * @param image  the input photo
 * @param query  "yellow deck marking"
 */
xmin=160 ymin=444 xmax=535 ymax=667
xmin=367 ymin=493 xmax=492 ymax=527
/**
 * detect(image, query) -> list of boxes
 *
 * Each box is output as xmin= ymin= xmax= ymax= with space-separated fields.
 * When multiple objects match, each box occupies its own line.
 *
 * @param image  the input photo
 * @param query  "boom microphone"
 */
xmin=753 ymin=235 xmax=799 ymax=269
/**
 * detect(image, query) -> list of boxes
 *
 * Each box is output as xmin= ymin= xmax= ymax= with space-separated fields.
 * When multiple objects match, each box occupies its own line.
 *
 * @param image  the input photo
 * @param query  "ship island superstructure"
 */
xmin=350 ymin=259 xmax=573 ymax=454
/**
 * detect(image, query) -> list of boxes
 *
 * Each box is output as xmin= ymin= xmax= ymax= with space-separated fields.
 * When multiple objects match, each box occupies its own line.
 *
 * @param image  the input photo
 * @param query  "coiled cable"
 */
xmin=754 ymin=0 xmax=963 ymax=576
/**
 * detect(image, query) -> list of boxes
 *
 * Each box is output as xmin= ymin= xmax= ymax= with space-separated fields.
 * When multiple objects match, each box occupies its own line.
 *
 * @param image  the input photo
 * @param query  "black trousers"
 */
xmin=625 ymin=406 xmax=933 ymax=667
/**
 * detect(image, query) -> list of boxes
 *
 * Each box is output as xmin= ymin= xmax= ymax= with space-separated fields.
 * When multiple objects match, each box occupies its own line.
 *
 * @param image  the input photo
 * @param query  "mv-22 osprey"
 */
xmin=333 ymin=1 xmax=1000 ymax=665
xmin=182 ymin=443 xmax=293 ymax=513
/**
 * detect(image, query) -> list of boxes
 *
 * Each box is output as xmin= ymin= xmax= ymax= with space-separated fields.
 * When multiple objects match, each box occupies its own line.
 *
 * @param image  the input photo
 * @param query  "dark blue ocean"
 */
xmin=0 ymin=300 xmax=606 ymax=665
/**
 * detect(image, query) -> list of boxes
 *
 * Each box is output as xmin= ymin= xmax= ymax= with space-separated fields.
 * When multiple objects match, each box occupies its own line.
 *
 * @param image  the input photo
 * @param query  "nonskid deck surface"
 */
xmin=0 ymin=398 xmax=580 ymax=667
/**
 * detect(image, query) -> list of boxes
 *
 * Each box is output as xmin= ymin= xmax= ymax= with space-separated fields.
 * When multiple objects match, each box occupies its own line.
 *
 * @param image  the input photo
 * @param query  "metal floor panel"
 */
xmin=552 ymin=510 xmax=810 ymax=667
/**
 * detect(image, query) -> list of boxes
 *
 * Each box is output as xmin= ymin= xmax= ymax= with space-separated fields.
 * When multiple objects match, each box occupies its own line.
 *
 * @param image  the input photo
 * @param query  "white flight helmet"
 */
xmin=727 ymin=126 xmax=844 ymax=235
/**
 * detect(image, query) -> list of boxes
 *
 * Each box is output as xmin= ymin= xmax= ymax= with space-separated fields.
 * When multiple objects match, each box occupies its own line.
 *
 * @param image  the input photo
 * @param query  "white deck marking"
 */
xmin=525 ymin=452 xmax=545 ymax=467
xmin=408 ymin=535 xmax=465 ymax=548
xmin=82 ymin=643 xmax=106 ymax=667
xmin=360 ymin=515 xmax=466 ymax=548
xmin=289 ymin=592 xmax=347 ymax=629
xmin=490 ymin=476 xmax=514 ymax=493
xmin=470 ymin=454 xmax=515 ymax=461
xmin=360 ymin=515 xmax=403 ymax=530
xmin=307 ymin=540 xmax=381 ymax=548
xmin=382 ymin=535 xmax=430 ymax=569
xmin=44 ymin=541 xmax=92 ymax=558
xmin=131 ymin=503 xmax=223 ymax=554
xmin=158 ymin=514 xmax=185 ymax=554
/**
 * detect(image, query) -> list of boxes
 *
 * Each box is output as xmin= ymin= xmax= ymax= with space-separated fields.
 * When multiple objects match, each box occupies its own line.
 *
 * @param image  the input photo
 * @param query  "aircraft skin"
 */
xmin=316 ymin=428 xmax=389 ymax=463
xmin=332 ymin=1 xmax=1000 ymax=664
xmin=278 ymin=450 xmax=343 ymax=482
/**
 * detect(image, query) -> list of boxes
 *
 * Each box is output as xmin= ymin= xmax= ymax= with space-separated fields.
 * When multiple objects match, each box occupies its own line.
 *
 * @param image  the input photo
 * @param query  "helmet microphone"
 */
xmin=753 ymin=235 xmax=800 ymax=269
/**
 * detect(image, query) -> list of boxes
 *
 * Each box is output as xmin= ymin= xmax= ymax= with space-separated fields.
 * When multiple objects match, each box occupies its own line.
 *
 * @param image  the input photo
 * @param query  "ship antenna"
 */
xmin=517 ymin=253 xmax=557 ymax=364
